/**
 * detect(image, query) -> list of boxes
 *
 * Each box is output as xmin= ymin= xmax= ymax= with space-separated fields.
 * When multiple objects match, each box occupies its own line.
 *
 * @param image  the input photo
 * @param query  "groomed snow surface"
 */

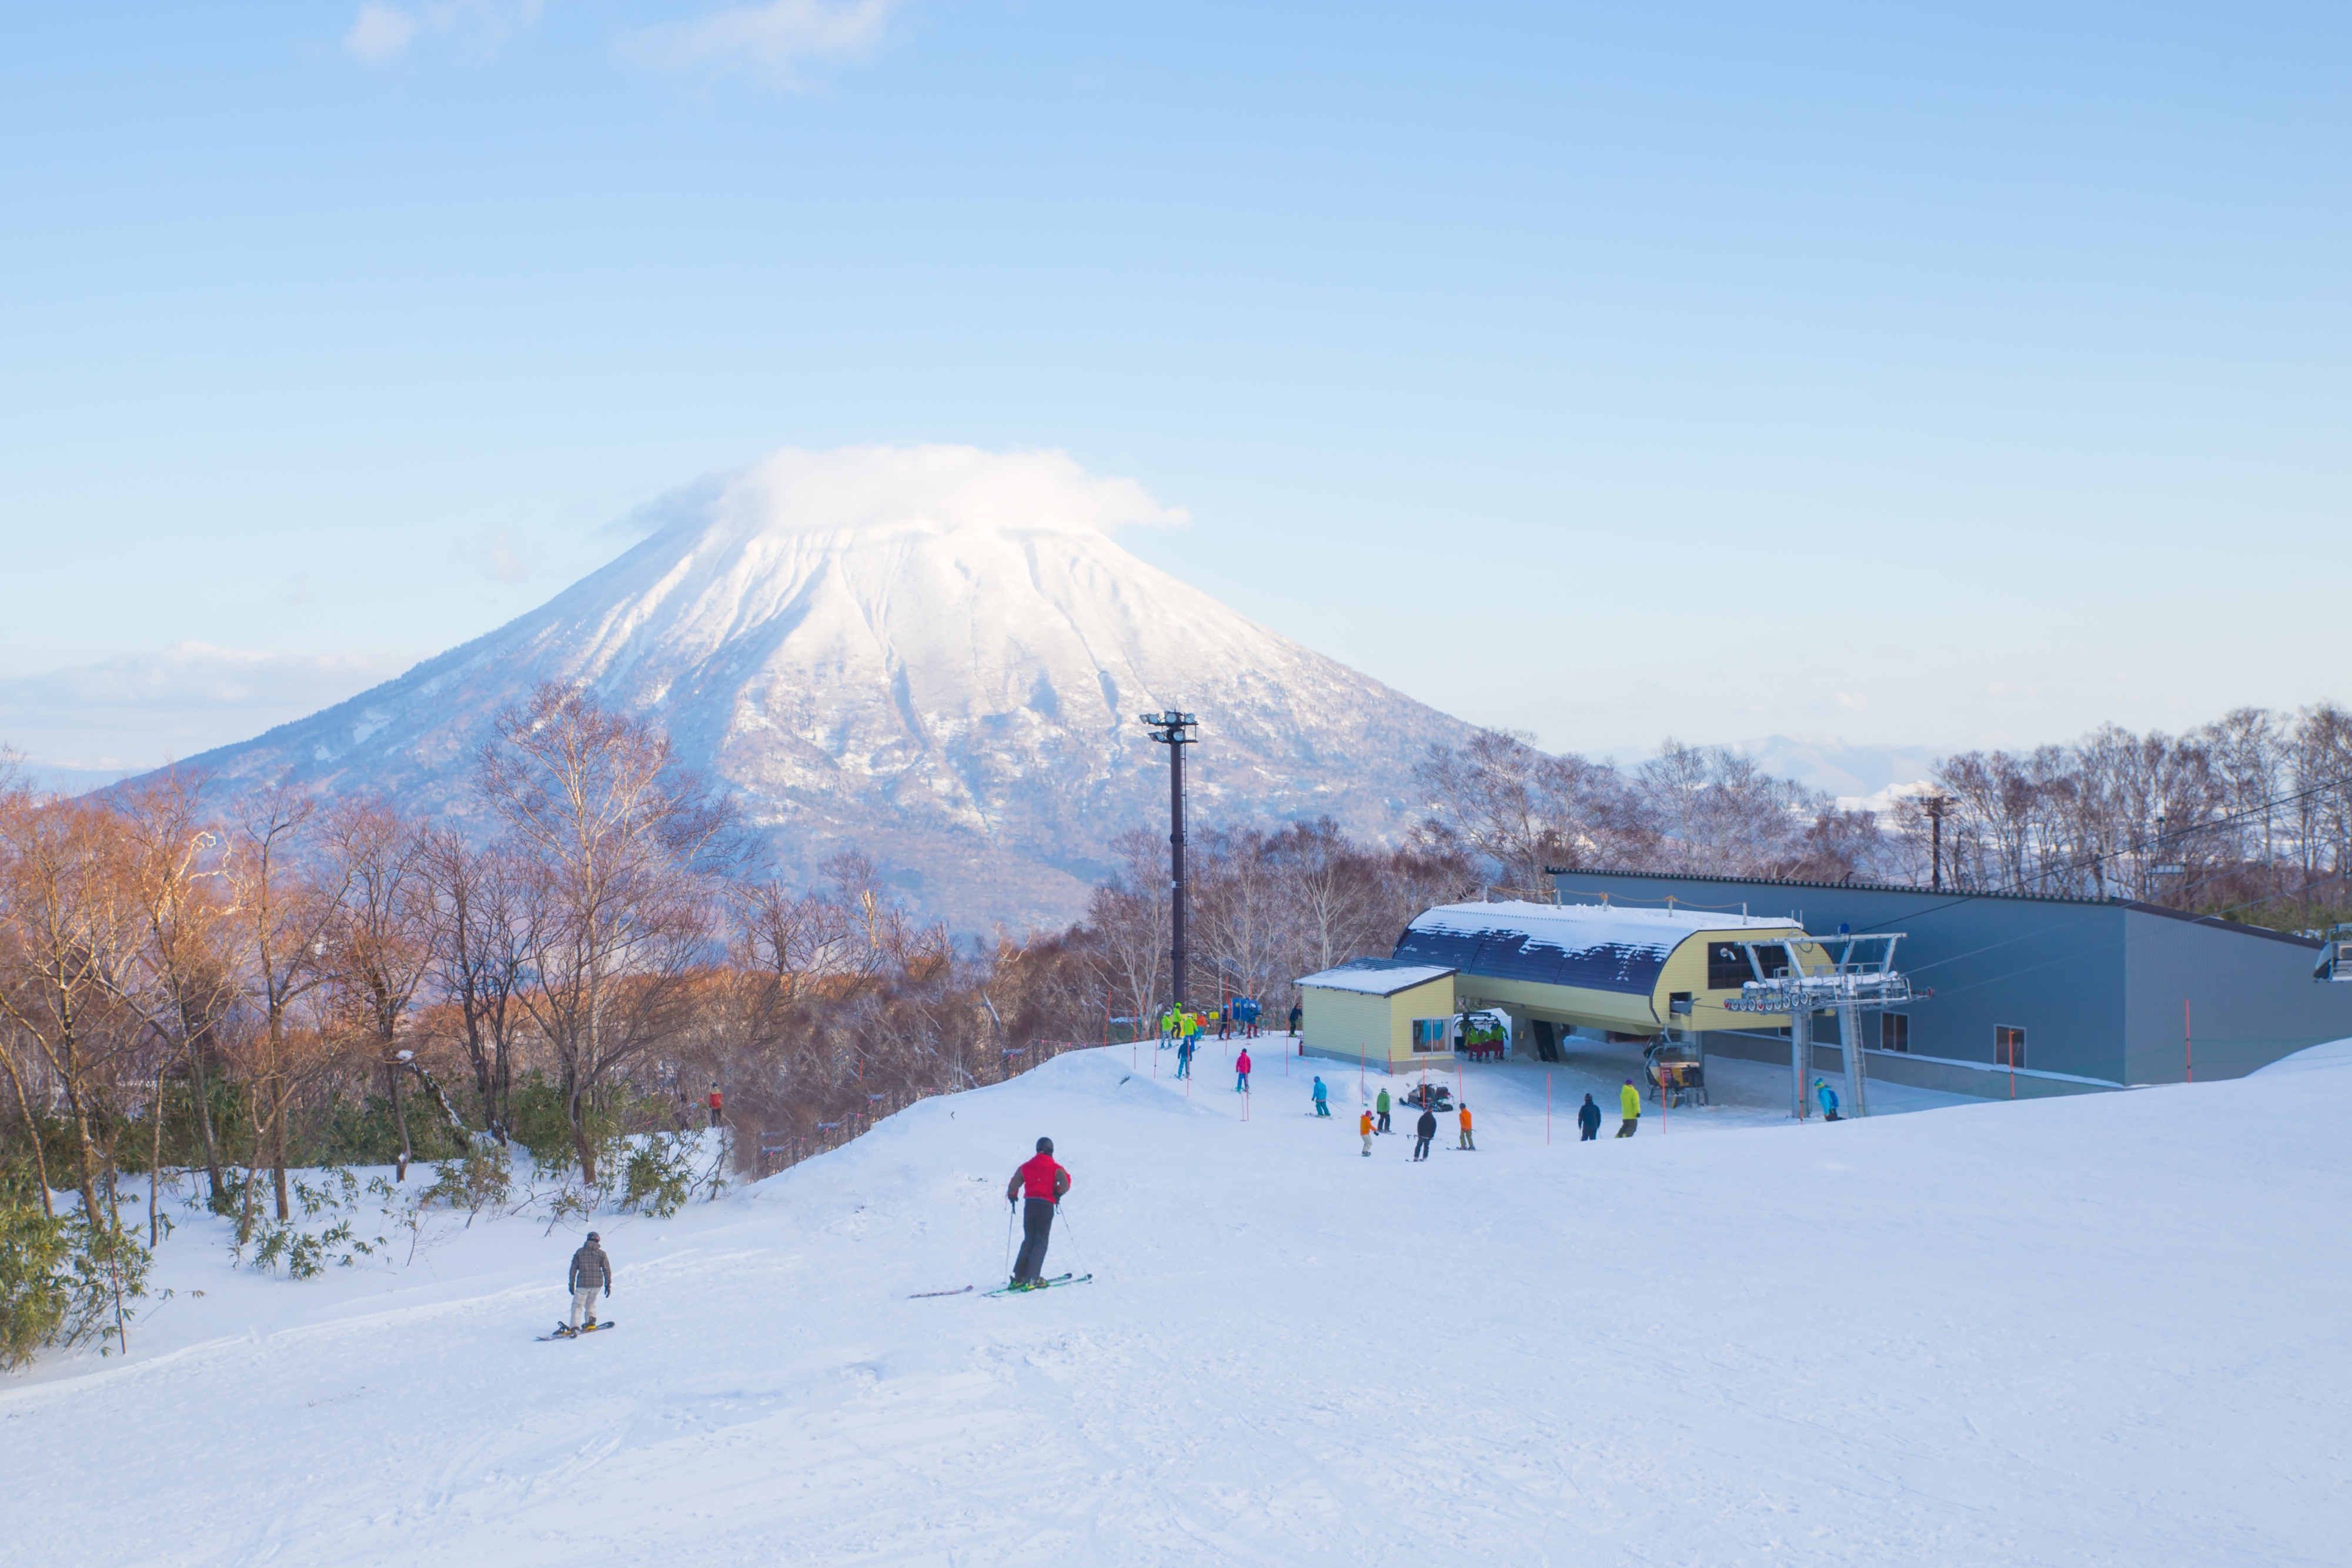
xmin=7 ymin=1036 xmax=2350 ymax=1566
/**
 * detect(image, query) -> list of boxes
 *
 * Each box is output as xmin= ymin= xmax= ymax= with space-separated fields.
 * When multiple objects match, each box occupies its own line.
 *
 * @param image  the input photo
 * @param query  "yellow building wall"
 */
xmin=1301 ymin=975 xmax=1456 ymax=1068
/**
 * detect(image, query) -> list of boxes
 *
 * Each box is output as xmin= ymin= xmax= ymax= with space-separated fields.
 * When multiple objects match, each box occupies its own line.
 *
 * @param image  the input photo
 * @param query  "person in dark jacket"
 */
xmin=1005 ymin=1137 xmax=1073 ymax=1289
xmin=564 ymin=1232 xmax=611 ymax=1334
xmin=1412 ymin=1106 xmax=1438 ymax=1161
xmin=1577 ymin=1093 xmax=1602 ymax=1141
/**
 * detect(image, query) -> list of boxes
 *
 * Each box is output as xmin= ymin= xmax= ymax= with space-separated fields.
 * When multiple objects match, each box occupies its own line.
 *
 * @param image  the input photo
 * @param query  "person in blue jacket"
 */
xmin=1816 ymin=1078 xmax=1842 ymax=1121
xmin=1177 ymin=1035 xmax=1195 ymax=1079
xmin=1311 ymin=1076 xmax=1329 ymax=1116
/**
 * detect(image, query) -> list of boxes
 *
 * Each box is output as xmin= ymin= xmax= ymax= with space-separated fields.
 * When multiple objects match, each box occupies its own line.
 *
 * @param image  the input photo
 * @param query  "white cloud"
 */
xmin=0 ymin=644 xmax=417 ymax=771
xmin=343 ymin=1 xmax=547 ymax=65
xmin=346 ymin=3 xmax=420 ymax=60
xmin=630 ymin=0 xmax=900 ymax=86
xmin=653 ymin=444 xmax=1190 ymax=544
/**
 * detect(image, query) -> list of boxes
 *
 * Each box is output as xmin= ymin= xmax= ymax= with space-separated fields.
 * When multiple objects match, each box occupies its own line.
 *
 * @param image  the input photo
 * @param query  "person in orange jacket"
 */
xmin=1358 ymin=1108 xmax=1375 ymax=1157
xmin=1457 ymin=1102 xmax=1475 ymax=1151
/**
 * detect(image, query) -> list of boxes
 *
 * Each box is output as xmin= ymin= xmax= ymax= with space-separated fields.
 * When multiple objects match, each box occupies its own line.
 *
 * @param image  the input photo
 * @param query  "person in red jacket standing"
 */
xmin=1234 ymin=1047 xmax=1252 ymax=1094
xmin=706 ymin=1082 xmax=723 ymax=1128
xmin=1004 ymin=1137 xmax=1072 ymax=1289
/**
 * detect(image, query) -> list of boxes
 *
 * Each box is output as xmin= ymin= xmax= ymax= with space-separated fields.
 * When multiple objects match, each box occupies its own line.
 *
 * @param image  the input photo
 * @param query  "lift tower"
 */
xmin=1723 ymin=932 xmax=1915 ymax=1119
xmin=1138 ymin=708 xmax=1199 ymax=1012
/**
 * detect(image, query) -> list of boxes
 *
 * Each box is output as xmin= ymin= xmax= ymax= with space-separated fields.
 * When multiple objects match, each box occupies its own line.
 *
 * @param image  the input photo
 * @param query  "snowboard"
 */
xmin=984 ymin=1273 xmax=1092 ymax=1297
xmin=537 ymin=1320 xmax=617 ymax=1340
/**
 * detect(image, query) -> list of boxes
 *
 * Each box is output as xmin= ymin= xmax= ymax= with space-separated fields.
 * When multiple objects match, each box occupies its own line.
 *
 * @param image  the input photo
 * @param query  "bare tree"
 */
xmin=0 ymin=791 xmax=141 ymax=1225
xmin=222 ymin=788 xmax=350 ymax=1225
xmin=110 ymin=771 xmax=240 ymax=1226
xmin=477 ymin=684 xmax=736 ymax=1181
xmin=1415 ymin=728 xmax=1646 ymax=887
xmin=316 ymin=800 xmax=437 ymax=1179
xmin=419 ymin=829 xmax=529 ymax=1145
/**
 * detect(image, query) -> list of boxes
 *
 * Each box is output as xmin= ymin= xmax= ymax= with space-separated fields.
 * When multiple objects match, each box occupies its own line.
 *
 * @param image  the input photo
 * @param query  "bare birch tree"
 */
xmin=477 ymin=684 xmax=736 ymax=1181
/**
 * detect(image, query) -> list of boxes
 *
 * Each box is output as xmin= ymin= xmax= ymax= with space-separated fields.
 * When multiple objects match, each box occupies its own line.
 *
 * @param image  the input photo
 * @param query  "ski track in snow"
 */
xmin=6 ymin=1041 xmax=2350 ymax=1566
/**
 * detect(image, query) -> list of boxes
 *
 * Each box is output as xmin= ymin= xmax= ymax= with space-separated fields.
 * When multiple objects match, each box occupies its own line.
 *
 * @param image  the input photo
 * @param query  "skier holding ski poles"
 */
xmin=1004 ymin=1137 xmax=1073 ymax=1290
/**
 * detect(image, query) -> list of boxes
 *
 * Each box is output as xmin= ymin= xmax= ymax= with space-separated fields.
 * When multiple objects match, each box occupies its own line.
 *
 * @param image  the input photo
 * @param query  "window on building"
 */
xmin=1707 ymin=942 xmax=1789 ymax=988
xmin=1994 ymin=1025 xmax=2026 ymax=1068
xmin=1411 ymin=1018 xmax=1449 ymax=1054
xmin=1881 ymin=1014 xmax=1909 ymax=1053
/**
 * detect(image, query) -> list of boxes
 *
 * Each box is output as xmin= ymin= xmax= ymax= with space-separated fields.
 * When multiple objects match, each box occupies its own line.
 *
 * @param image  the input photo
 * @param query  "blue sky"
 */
xmin=2 ymin=2 xmax=2346 ymax=771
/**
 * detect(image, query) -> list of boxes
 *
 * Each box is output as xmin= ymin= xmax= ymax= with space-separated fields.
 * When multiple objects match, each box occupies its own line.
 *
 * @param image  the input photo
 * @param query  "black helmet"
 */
xmin=586 ymin=1231 xmax=600 ymax=1242
xmin=1035 ymin=1136 xmax=1054 ymax=1154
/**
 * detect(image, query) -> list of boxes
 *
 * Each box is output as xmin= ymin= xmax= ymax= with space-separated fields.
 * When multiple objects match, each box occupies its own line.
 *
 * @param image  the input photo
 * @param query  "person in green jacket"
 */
xmin=1375 ymin=1086 xmax=1392 ymax=1135
xmin=1616 ymin=1078 xmax=1641 ymax=1137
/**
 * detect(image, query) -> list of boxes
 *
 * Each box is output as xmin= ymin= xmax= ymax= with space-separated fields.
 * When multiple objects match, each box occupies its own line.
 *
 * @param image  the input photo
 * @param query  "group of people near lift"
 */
xmin=1157 ymin=998 xmax=1303 ymax=1049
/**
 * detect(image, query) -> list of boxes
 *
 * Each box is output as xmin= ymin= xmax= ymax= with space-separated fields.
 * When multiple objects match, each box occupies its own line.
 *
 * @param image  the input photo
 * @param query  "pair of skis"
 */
xmin=985 ymin=1272 xmax=1091 ymax=1297
xmin=907 ymin=1273 xmax=1093 ymax=1299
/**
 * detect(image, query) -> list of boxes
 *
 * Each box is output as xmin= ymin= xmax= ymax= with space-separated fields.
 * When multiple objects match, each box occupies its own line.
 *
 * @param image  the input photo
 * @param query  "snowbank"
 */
xmin=5 ymin=1039 xmax=2348 ymax=1565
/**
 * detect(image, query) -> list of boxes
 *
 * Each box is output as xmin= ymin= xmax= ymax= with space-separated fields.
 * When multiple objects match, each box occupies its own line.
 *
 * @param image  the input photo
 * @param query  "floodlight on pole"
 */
xmin=1138 ymin=708 xmax=1199 ymax=1012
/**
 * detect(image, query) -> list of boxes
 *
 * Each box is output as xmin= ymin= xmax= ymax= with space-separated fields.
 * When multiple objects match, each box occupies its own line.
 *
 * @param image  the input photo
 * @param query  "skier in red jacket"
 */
xmin=1004 ymin=1137 xmax=1072 ymax=1289
xmin=1234 ymin=1048 xmax=1252 ymax=1094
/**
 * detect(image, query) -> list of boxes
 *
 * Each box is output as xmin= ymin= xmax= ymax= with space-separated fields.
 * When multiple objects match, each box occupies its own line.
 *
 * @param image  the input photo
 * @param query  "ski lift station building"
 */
xmin=1537 ymin=868 xmax=2352 ymax=1094
xmin=1297 ymin=901 xmax=1823 ymax=1072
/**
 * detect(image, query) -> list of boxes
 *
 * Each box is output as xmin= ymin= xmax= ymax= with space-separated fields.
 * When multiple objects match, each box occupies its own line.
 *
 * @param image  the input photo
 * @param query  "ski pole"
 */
xmin=1056 ymin=1202 xmax=1089 ymax=1278
xmin=1004 ymin=1198 xmax=1017 ymax=1278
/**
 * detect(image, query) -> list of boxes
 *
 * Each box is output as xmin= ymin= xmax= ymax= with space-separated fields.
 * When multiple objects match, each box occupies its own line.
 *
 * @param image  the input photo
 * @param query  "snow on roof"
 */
xmin=1297 ymin=959 xmax=1458 ymax=997
xmin=1394 ymin=899 xmax=1800 ymax=999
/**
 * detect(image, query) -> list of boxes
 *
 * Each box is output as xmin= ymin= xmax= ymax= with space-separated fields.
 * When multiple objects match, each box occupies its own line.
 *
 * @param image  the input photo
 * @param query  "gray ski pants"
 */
xmin=1013 ymin=1198 xmax=1056 ymax=1284
xmin=570 ymin=1284 xmax=601 ymax=1329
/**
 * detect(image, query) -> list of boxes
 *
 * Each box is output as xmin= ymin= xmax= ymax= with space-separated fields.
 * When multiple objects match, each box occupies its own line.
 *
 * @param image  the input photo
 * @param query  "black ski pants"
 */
xmin=1412 ymin=1135 xmax=1433 ymax=1161
xmin=1377 ymin=1110 xmax=1391 ymax=1134
xmin=1580 ymin=1124 xmax=1598 ymax=1141
xmin=1013 ymin=1198 xmax=1056 ymax=1283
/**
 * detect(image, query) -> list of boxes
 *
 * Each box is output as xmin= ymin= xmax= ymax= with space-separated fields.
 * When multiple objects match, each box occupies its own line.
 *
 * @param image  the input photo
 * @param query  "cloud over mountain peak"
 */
xmin=639 ymin=444 xmax=1192 ymax=547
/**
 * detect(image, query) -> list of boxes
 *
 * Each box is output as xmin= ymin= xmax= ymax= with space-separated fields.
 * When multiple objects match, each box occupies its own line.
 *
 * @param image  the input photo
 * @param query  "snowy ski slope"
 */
xmin=6 ymin=1039 xmax=2349 ymax=1566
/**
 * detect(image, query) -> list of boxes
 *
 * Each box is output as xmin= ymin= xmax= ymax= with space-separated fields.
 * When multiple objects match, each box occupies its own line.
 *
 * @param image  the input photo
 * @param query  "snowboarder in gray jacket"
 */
xmin=565 ymin=1233 xmax=611 ymax=1334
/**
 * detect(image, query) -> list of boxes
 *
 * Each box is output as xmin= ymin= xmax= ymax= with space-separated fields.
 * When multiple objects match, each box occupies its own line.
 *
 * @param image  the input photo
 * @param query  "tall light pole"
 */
xmin=1923 ymin=795 xmax=1953 ymax=891
xmin=1139 ymin=708 xmax=1198 ymax=1012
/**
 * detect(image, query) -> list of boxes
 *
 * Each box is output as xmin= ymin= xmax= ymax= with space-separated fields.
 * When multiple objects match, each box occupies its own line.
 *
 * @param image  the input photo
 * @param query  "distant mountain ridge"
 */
xmin=163 ymin=448 xmax=1476 ymax=931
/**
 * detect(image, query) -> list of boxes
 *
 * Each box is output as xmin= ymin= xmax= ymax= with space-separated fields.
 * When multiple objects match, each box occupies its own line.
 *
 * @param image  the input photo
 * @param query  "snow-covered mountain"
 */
xmin=170 ymin=447 xmax=1473 ymax=930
